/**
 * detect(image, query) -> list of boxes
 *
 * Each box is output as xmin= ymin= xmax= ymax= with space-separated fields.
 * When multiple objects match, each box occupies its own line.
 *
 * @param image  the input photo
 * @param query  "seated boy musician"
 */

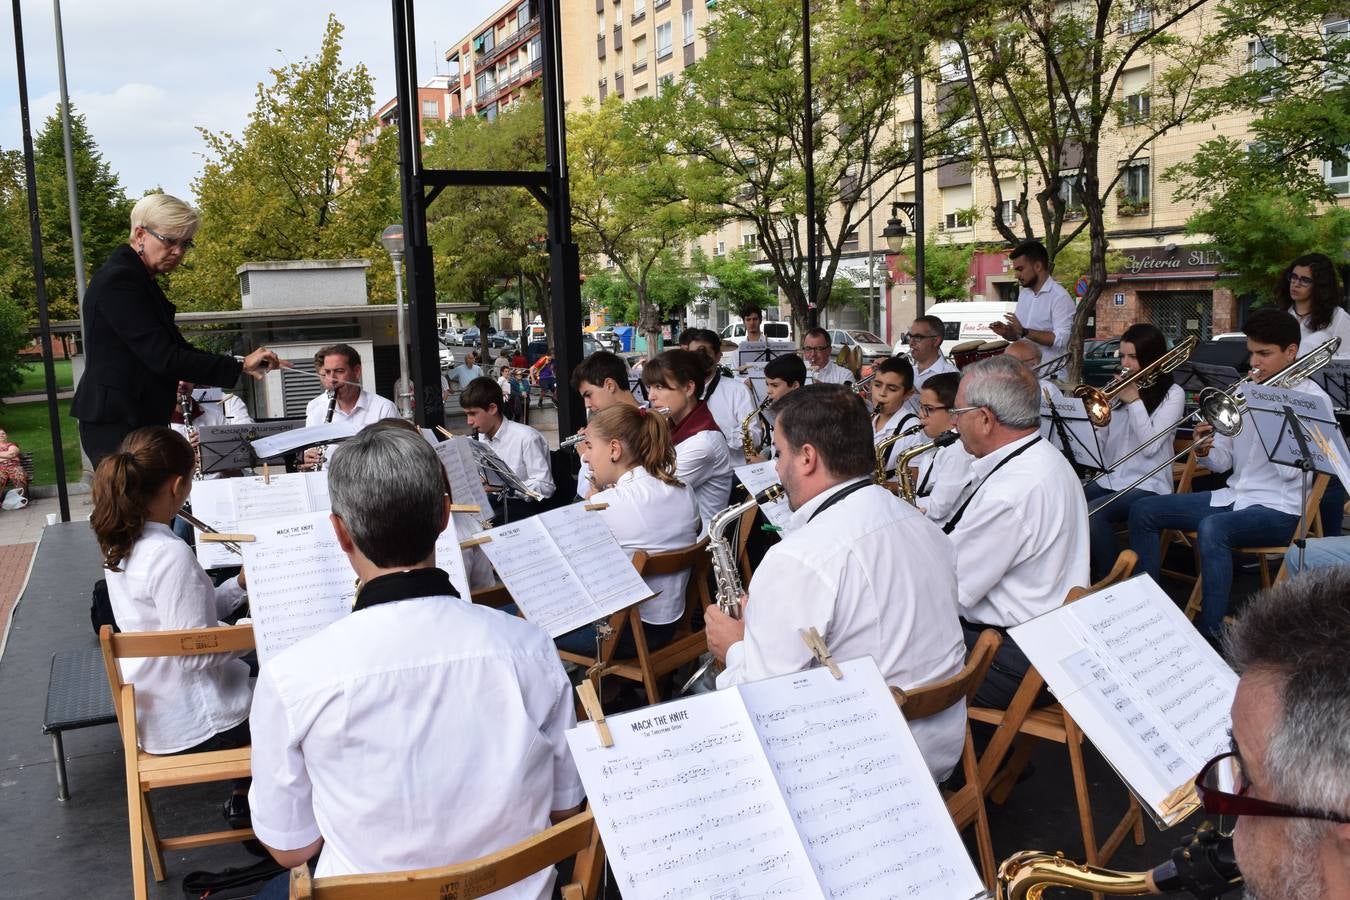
xmin=460 ymin=376 xmax=555 ymax=521
xmin=746 ymin=354 xmax=806 ymax=464
xmin=570 ymin=351 xmax=641 ymax=499
xmin=907 ymin=371 xmax=974 ymax=522
xmin=870 ymin=356 xmax=921 ymax=484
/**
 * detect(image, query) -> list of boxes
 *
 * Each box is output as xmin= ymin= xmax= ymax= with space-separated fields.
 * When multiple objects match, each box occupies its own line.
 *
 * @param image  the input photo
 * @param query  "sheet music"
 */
xmin=1012 ymin=574 xmax=1237 ymax=824
xmin=1243 ymin=383 xmax=1350 ymax=485
xmin=432 ymin=519 xmax=474 ymax=603
xmin=239 ymin=510 xmax=355 ymax=665
xmin=568 ymin=659 xmax=984 ymax=900
xmin=476 ymin=504 xmax=653 ymax=637
xmin=735 ymin=462 xmax=792 ymax=528
xmin=1039 ymin=392 xmax=1105 ymax=470
xmin=196 ymin=420 xmax=303 ymax=472
xmin=189 ymin=472 xmax=330 ymax=568
xmin=251 ymin=421 xmax=359 ymax=459
xmin=1312 ymin=359 xmax=1350 ymax=410
xmin=567 ymin=689 xmax=824 ymax=900
xmin=467 ymin=436 xmax=538 ymax=498
xmin=433 ymin=436 xmax=493 ymax=513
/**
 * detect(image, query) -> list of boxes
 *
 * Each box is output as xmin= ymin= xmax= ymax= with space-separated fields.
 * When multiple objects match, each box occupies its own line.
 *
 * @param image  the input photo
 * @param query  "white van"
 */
xmin=894 ymin=300 xmax=1017 ymax=358
xmin=721 ymin=319 xmax=794 ymax=345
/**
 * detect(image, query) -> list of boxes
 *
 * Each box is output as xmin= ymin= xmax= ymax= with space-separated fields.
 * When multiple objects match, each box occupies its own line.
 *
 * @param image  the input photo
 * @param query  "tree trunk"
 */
xmin=1068 ymin=152 xmax=1109 ymax=386
xmin=637 ymin=283 xmax=663 ymax=359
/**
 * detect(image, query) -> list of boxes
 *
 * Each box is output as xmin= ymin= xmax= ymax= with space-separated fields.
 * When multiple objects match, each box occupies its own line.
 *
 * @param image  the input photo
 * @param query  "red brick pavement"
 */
xmin=0 ymin=542 xmax=35 ymax=646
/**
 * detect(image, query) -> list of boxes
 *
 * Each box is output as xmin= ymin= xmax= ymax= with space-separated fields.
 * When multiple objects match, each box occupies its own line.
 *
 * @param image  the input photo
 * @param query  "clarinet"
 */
xmin=178 ymin=385 xmax=203 ymax=481
xmin=313 ymin=390 xmax=338 ymax=471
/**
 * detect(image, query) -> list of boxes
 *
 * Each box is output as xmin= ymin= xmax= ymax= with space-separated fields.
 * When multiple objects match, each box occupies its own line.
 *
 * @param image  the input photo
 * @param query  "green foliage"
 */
xmin=171 ymin=16 xmax=400 ymax=311
xmin=691 ymin=249 xmax=775 ymax=316
xmin=0 ymin=298 xmax=29 ymax=399
xmin=897 ymin=236 xmax=975 ymax=302
xmin=1186 ymin=191 xmax=1350 ymax=301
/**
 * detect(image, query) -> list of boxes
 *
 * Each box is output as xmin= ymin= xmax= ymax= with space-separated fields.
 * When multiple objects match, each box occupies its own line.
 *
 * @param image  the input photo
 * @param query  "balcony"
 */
xmin=476 ymin=16 xmax=540 ymax=72
xmin=633 ymin=58 xmax=648 ymax=74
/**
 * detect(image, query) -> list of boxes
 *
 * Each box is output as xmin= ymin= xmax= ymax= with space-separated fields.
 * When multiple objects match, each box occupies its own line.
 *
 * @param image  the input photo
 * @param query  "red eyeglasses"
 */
xmin=1195 ymin=752 xmax=1350 ymax=823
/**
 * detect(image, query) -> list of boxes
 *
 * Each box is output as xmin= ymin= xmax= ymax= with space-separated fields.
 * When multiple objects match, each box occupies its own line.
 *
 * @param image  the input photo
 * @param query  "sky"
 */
xmin=0 ymin=0 xmax=504 ymax=200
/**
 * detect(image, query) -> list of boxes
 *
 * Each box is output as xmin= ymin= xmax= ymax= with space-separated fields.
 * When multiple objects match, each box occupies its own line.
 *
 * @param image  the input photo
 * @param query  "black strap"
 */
xmin=943 ymin=438 xmax=1041 ymax=535
xmin=352 ymin=567 xmax=459 ymax=613
xmin=704 ymin=371 xmax=722 ymax=401
xmin=916 ymin=449 xmax=937 ymax=498
xmin=807 ymin=478 xmax=873 ymax=524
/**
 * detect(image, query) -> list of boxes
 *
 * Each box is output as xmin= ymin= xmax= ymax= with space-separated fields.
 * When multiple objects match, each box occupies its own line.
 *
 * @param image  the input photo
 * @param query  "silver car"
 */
xmin=830 ymin=329 xmax=893 ymax=365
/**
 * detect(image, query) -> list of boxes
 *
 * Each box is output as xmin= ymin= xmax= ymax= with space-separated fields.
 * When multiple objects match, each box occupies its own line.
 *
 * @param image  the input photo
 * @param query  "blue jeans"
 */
xmin=1283 ymin=535 xmax=1350 ymax=575
xmin=1320 ymin=476 xmax=1346 ymax=537
xmin=1083 ymin=484 xmax=1153 ymax=583
xmin=1128 ymin=492 xmax=1298 ymax=636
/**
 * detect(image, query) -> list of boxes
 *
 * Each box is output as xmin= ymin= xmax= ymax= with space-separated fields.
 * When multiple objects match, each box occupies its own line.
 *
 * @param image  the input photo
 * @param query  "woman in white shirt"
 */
xmin=640 ymin=349 xmax=734 ymax=533
xmin=1083 ymin=324 xmax=1186 ymax=580
xmin=90 ymin=427 xmax=253 ymax=816
xmin=554 ymin=404 xmax=702 ymax=658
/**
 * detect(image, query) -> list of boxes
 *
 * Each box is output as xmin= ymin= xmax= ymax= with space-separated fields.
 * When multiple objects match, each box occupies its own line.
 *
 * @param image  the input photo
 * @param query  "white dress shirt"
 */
xmin=1295 ymin=306 xmax=1350 ymax=357
xmin=912 ymin=354 xmax=959 ymax=392
xmin=1203 ymin=379 xmax=1332 ymax=515
xmin=718 ymin=479 xmax=967 ymax=781
xmin=304 ymin=389 xmax=399 ymax=428
xmin=592 ymin=467 xmax=702 ymax=625
xmin=1095 ymin=384 xmax=1185 ymax=495
xmin=808 ymin=361 xmax=853 ymax=384
xmin=480 ymin=418 xmax=556 ymax=499
xmin=249 ymin=597 xmax=585 ymax=892
xmin=948 ymin=434 xmax=1090 ymax=627
xmin=704 ymin=371 xmax=760 ymax=466
xmin=221 ymin=393 xmax=253 ymax=423
xmin=106 ymin=523 xmax=250 ymax=754
xmin=913 ymin=439 xmax=976 ymax=523
xmin=674 ymin=428 xmax=734 ymax=534
xmin=1016 ymin=277 xmax=1075 ymax=374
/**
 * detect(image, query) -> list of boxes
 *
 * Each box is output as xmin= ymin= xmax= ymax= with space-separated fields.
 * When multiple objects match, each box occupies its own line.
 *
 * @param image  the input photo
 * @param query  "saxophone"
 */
xmin=873 ymin=423 xmax=924 ymax=484
xmin=178 ymin=384 xmax=203 ymax=480
xmin=740 ymin=397 xmax=772 ymax=459
xmin=313 ymin=390 xmax=338 ymax=471
xmin=998 ymin=824 xmax=1240 ymax=899
xmin=895 ymin=430 xmax=960 ymax=504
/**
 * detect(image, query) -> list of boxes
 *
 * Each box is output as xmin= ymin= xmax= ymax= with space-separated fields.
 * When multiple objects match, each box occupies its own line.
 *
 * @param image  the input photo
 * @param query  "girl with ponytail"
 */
xmin=91 ymin=427 xmax=253 ymax=811
xmin=558 ymin=404 xmax=701 ymax=657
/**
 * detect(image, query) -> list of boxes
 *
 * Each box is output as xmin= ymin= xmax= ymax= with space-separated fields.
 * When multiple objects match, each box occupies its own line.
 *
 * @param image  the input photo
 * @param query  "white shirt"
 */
xmin=1095 ymin=384 xmax=1185 ymax=494
xmin=718 ymin=479 xmax=967 ymax=781
xmin=221 ymin=393 xmax=253 ymax=423
xmin=913 ymin=439 xmax=976 ymax=523
xmin=106 ymin=523 xmax=250 ymax=754
xmin=873 ymin=406 xmax=922 ymax=479
xmin=704 ymin=371 xmax=760 ymax=466
xmin=248 ymin=597 xmax=585 ymax=891
xmin=304 ymin=389 xmax=399 ymax=428
xmin=912 ymin=354 xmax=959 ymax=392
xmin=949 ymin=434 xmax=1090 ymax=627
xmin=1203 ymin=379 xmax=1332 ymax=515
xmin=1016 ymin=277 xmax=1075 ymax=374
xmin=592 ymin=467 xmax=702 ymax=624
xmin=674 ymin=427 xmax=734 ymax=534
xmin=480 ymin=418 xmax=556 ymax=499
xmin=1295 ymin=306 xmax=1350 ymax=357
xmin=808 ymin=361 xmax=853 ymax=384
xmin=448 ymin=363 xmax=484 ymax=391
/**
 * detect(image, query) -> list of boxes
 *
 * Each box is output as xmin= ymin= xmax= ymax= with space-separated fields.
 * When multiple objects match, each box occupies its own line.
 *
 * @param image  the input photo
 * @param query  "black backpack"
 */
xmin=89 ymin=579 xmax=119 ymax=635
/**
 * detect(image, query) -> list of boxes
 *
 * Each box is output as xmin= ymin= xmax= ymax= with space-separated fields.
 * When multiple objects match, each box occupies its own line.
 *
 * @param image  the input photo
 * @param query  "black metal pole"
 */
xmin=11 ymin=0 xmax=70 ymax=521
xmin=390 ymin=0 xmax=445 ymax=429
xmin=912 ymin=65 xmax=926 ymax=318
xmin=802 ymin=0 xmax=819 ymax=329
xmin=540 ymin=0 xmax=584 ymax=436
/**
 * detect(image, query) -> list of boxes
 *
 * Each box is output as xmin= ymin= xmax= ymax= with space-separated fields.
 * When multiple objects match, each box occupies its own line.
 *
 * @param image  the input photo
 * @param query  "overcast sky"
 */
xmin=0 ymin=0 xmax=503 ymax=200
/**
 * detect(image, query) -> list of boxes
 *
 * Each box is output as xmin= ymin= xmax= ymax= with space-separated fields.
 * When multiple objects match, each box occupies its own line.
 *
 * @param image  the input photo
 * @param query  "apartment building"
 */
xmin=374 ymin=75 xmax=458 ymax=141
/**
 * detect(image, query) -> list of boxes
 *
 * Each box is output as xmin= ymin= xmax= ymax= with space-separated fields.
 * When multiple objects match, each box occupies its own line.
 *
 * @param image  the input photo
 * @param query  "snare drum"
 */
xmin=951 ymin=339 xmax=1009 ymax=369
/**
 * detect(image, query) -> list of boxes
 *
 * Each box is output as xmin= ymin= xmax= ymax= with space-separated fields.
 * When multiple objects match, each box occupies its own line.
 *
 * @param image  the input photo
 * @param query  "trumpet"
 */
xmin=1089 ymin=337 xmax=1340 ymax=516
xmin=1073 ymin=336 xmax=1197 ymax=427
xmin=895 ymin=430 xmax=959 ymax=504
xmin=874 ymin=423 xmax=924 ymax=485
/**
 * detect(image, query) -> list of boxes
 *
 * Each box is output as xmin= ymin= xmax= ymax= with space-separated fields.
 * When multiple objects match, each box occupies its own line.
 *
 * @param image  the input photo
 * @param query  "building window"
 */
xmin=1326 ymin=20 xmax=1348 ymax=87
xmin=421 ymin=98 xmax=439 ymax=119
xmin=683 ymin=9 xmax=695 ymax=45
xmin=656 ymin=21 xmax=673 ymax=58
xmin=475 ymin=28 xmax=495 ymax=56
xmin=475 ymin=72 xmax=490 ymax=96
xmin=999 ymin=198 xmax=1016 ymax=226
xmin=1247 ymin=37 xmax=1281 ymax=73
xmin=633 ymin=35 xmax=647 ymax=71
xmin=633 ymin=0 xmax=646 ymax=18
xmin=517 ymin=1 xmax=532 ymax=29
xmin=1326 ymin=153 xmax=1350 ymax=195
xmin=942 ymin=210 xmax=973 ymax=230
xmin=715 ymin=240 xmax=726 ymax=256
xmin=530 ymin=35 xmax=542 ymax=62
xmin=657 ymin=73 xmax=675 ymax=96
xmin=1058 ymin=171 xmax=1085 ymax=216
xmin=1123 ymin=91 xmax=1151 ymax=122
xmin=938 ymin=40 xmax=966 ymax=83
xmin=742 ymin=233 xmax=757 ymax=250
xmin=1119 ymin=160 xmax=1150 ymax=213
xmin=1120 ymin=5 xmax=1150 ymax=34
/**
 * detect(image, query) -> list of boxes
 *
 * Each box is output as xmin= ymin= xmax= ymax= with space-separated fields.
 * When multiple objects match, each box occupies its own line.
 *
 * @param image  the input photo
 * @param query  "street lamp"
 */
xmin=883 ymin=201 xmax=926 ymax=317
xmin=381 ymin=224 xmax=414 ymax=420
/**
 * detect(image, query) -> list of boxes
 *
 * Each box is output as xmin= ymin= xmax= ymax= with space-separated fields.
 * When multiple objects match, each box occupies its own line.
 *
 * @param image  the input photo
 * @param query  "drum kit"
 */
xmin=950 ymin=338 xmax=1010 ymax=369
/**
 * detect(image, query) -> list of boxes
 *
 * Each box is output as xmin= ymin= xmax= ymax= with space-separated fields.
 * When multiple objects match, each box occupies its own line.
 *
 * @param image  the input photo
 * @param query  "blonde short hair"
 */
xmin=130 ymin=194 xmax=200 ymax=238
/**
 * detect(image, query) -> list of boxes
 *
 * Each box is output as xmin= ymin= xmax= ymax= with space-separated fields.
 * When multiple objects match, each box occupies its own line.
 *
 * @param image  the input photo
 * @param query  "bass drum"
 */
xmin=952 ymin=339 xmax=1009 ymax=369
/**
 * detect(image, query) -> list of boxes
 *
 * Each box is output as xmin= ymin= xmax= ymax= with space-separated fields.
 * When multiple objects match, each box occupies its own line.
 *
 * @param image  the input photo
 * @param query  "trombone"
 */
xmin=1072 ymin=336 xmax=1198 ymax=427
xmin=1088 ymin=337 xmax=1340 ymax=517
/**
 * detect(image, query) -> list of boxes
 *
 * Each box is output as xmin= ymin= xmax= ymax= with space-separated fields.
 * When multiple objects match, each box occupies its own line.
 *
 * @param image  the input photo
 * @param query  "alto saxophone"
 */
xmin=895 ymin=430 xmax=960 ymax=504
xmin=178 ymin=384 xmax=203 ymax=481
xmin=873 ymin=422 xmax=924 ymax=484
xmin=313 ymin=390 xmax=338 ymax=471
xmin=678 ymin=483 xmax=786 ymax=694
xmin=741 ymin=397 xmax=772 ymax=459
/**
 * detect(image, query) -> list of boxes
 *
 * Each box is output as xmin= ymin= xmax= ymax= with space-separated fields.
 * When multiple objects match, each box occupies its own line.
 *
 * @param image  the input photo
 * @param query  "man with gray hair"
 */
xmin=946 ymin=354 xmax=1089 ymax=707
xmin=246 ymin=426 xmax=584 ymax=898
xmin=1213 ymin=569 xmax=1350 ymax=898
xmin=1003 ymin=337 xmax=1063 ymax=399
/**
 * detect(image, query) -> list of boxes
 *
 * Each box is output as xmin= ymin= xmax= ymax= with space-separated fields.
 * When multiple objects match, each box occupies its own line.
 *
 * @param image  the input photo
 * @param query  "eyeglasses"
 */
xmin=1195 ymin=751 xmax=1350 ymax=824
xmin=904 ymin=332 xmax=939 ymax=343
xmin=802 ymin=344 xmax=831 ymax=353
xmin=1287 ymin=272 xmax=1315 ymax=287
xmin=919 ymin=404 xmax=949 ymax=417
xmin=948 ymin=405 xmax=982 ymax=419
xmin=143 ymin=226 xmax=195 ymax=252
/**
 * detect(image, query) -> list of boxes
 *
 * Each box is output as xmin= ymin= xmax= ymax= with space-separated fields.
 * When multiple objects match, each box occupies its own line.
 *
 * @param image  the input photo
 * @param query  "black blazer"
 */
xmin=71 ymin=245 xmax=244 ymax=427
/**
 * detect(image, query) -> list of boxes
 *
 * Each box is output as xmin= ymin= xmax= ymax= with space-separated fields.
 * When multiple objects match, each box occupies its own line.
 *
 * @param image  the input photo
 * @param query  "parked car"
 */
xmin=829 ymin=329 xmax=892 ymax=366
xmin=438 ymin=339 xmax=456 ymax=371
xmin=892 ymin=300 xmax=1017 ymax=359
xmin=1080 ymin=339 xmax=1121 ymax=388
xmin=525 ymin=339 xmax=550 ymax=365
xmin=592 ymin=328 xmax=618 ymax=352
xmin=720 ymin=319 xmax=794 ymax=345
xmin=581 ymin=334 xmax=601 ymax=358
xmin=442 ymin=327 xmax=466 ymax=346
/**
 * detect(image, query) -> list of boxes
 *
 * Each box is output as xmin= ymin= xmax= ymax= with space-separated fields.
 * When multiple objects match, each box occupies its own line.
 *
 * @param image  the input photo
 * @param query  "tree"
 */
xmin=691 ymin=249 xmax=775 ymax=320
xmin=897 ymin=235 xmax=975 ymax=303
xmin=170 ymin=16 xmax=400 ymax=311
xmin=583 ymin=252 xmax=702 ymax=327
xmin=644 ymin=0 xmax=925 ymax=336
xmin=947 ymin=0 xmax=1228 ymax=378
xmin=570 ymin=96 xmax=724 ymax=356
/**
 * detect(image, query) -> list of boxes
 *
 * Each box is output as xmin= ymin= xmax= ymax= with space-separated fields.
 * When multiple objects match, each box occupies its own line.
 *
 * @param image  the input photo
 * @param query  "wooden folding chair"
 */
xmin=967 ymin=550 xmax=1145 ymax=879
xmin=559 ymin=537 xmax=712 ymax=703
xmin=99 ymin=623 xmax=256 ymax=900
xmin=289 ymin=809 xmax=605 ymax=899
xmin=891 ymin=628 xmax=1003 ymax=889
xmin=1158 ymin=442 xmax=1199 ymax=583
xmin=1182 ymin=472 xmax=1329 ymax=620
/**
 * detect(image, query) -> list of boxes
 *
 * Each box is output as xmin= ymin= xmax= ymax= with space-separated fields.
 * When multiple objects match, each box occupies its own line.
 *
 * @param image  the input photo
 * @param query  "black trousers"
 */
xmin=961 ymin=620 xmax=1056 ymax=710
xmin=79 ymin=421 xmax=136 ymax=469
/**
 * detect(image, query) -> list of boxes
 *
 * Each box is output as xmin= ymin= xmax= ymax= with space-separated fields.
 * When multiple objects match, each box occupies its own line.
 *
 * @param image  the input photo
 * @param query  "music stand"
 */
xmin=467 ymin=438 xmax=542 ymax=523
xmin=197 ymin=420 xmax=304 ymax=474
xmin=1246 ymin=383 xmax=1350 ymax=571
xmin=250 ymin=422 xmax=359 ymax=461
xmin=1171 ymin=361 xmax=1242 ymax=394
xmin=1312 ymin=359 xmax=1350 ymax=413
xmin=1040 ymin=392 xmax=1106 ymax=478
xmin=735 ymin=340 xmax=796 ymax=370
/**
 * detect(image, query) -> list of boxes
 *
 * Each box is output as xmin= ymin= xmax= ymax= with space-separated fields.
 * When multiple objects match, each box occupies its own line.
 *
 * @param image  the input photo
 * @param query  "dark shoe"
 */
xmin=224 ymin=792 xmax=251 ymax=830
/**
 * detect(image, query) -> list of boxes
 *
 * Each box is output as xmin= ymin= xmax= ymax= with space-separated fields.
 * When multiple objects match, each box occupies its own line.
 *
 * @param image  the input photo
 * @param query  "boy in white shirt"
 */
xmin=461 ymin=377 xmax=555 ymax=522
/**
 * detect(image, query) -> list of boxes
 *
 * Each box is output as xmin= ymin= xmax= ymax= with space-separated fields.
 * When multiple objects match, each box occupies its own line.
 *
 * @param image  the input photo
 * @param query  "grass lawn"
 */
xmin=0 ymin=399 xmax=82 ymax=486
xmin=15 ymin=359 xmax=73 ymax=394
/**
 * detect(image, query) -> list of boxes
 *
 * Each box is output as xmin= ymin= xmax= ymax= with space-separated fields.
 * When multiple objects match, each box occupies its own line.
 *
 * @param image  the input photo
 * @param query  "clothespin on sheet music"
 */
xmin=1160 ymin=780 xmax=1202 ymax=823
xmin=262 ymin=463 xmax=271 ymax=484
xmin=448 ymin=504 xmax=481 ymax=514
xmin=576 ymin=680 xmax=613 ymax=748
xmin=583 ymin=502 xmax=609 ymax=511
xmin=435 ymin=425 xmax=455 ymax=440
xmin=459 ymin=535 xmax=492 ymax=549
xmin=200 ymin=532 xmax=256 ymax=545
xmin=800 ymin=627 xmax=842 ymax=679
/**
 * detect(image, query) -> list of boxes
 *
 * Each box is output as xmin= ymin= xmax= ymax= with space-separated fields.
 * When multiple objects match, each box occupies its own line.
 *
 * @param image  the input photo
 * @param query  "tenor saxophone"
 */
xmin=873 ymin=423 xmax=924 ymax=484
xmin=740 ymin=397 xmax=772 ymax=459
xmin=895 ymin=430 xmax=960 ymax=504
